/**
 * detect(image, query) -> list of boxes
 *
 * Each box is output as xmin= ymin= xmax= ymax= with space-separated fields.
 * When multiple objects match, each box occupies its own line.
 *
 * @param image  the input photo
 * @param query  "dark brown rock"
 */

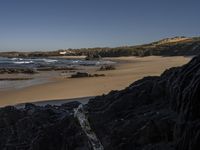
xmin=99 ymin=65 xmax=116 ymax=71
xmin=70 ymin=72 xmax=105 ymax=78
xmin=0 ymin=68 xmax=37 ymax=74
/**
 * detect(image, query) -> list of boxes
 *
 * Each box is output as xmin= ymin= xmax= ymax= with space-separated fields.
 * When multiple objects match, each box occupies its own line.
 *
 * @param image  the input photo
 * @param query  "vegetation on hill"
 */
xmin=0 ymin=36 xmax=200 ymax=58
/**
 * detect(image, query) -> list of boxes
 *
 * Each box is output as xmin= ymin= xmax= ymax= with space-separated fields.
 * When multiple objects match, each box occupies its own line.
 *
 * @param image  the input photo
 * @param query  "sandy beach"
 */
xmin=0 ymin=56 xmax=191 ymax=106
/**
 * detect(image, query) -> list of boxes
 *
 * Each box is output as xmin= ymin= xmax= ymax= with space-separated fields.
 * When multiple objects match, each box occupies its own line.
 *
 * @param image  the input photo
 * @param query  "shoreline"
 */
xmin=0 ymin=56 xmax=191 ymax=107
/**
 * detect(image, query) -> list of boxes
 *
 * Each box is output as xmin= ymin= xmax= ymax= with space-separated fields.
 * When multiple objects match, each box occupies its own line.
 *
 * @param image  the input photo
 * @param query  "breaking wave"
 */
xmin=13 ymin=61 xmax=33 ymax=64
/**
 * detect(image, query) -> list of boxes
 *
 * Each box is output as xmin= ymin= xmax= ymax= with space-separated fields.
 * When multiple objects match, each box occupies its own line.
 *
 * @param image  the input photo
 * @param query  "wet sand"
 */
xmin=0 ymin=56 xmax=191 ymax=106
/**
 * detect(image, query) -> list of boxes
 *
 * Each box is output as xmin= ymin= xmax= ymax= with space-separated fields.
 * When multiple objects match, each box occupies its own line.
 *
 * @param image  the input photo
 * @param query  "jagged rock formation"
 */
xmin=0 ymin=102 xmax=91 ymax=150
xmin=86 ymin=55 xmax=200 ymax=150
xmin=1 ymin=55 xmax=200 ymax=149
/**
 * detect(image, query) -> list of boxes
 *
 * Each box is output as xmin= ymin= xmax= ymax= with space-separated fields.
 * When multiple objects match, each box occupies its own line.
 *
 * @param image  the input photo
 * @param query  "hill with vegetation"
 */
xmin=0 ymin=36 xmax=200 ymax=58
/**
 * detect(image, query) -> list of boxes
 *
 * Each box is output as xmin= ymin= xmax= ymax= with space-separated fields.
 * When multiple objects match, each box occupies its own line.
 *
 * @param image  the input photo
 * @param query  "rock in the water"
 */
xmin=70 ymin=72 xmax=105 ymax=78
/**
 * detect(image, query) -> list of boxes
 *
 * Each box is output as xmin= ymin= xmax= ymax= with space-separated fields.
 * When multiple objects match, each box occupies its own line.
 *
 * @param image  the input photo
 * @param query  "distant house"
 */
xmin=59 ymin=51 xmax=67 ymax=55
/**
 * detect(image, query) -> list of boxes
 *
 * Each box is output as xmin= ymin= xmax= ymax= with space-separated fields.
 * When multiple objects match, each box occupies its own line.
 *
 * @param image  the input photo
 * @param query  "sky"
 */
xmin=0 ymin=0 xmax=200 ymax=51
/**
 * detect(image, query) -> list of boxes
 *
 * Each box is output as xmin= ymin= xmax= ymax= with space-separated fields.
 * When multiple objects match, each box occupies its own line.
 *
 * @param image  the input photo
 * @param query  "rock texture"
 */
xmin=0 ymin=68 xmax=37 ymax=74
xmin=1 ymin=55 xmax=200 ymax=149
xmin=70 ymin=72 xmax=105 ymax=78
xmin=0 ymin=102 xmax=91 ymax=150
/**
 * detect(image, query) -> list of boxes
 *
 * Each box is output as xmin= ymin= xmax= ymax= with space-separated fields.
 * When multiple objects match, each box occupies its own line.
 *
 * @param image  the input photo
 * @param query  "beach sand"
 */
xmin=0 ymin=56 xmax=191 ymax=106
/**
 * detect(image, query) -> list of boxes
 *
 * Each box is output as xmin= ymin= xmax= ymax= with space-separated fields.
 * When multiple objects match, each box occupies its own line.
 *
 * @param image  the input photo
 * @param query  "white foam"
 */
xmin=42 ymin=59 xmax=58 ymax=63
xmin=11 ymin=58 xmax=18 ymax=61
xmin=72 ymin=60 xmax=80 ymax=63
xmin=13 ymin=61 xmax=33 ymax=64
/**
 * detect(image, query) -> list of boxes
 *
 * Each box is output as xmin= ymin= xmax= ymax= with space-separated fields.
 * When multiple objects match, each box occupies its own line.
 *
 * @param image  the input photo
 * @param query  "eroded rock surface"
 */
xmin=0 ymin=102 xmax=91 ymax=150
xmin=1 ymin=55 xmax=200 ymax=149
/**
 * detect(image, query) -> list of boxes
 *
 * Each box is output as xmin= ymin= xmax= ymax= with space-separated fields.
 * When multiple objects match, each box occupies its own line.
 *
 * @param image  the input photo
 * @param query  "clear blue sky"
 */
xmin=0 ymin=0 xmax=199 ymax=51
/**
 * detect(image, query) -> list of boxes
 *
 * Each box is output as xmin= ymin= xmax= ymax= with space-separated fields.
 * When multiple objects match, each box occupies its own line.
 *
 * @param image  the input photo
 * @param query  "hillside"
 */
xmin=76 ymin=36 xmax=200 ymax=57
xmin=151 ymin=36 xmax=190 ymax=45
xmin=0 ymin=36 xmax=200 ymax=58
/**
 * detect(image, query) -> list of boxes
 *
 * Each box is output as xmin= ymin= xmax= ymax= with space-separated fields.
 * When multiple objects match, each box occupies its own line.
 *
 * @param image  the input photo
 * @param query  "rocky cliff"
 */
xmin=1 ymin=55 xmax=200 ymax=150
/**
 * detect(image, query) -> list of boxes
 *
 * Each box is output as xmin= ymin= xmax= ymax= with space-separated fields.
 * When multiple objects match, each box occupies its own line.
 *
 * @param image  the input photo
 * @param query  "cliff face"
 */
xmin=1 ymin=55 xmax=200 ymax=150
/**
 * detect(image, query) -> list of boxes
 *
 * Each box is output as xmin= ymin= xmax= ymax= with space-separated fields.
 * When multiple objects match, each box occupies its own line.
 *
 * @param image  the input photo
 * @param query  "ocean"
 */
xmin=0 ymin=57 xmax=114 ymax=69
xmin=0 ymin=57 xmax=115 ymax=90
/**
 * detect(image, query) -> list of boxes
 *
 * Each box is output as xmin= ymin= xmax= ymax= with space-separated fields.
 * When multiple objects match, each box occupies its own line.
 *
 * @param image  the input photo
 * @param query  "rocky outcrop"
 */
xmin=0 ymin=102 xmax=91 ymax=150
xmin=85 ymin=55 xmax=200 ymax=150
xmin=0 ymin=68 xmax=37 ymax=74
xmin=99 ymin=65 xmax=116 ymax=71
xmin=1 ymin=55 xmax=200 ymax=149
xmin=36 ymin=66 xmax=77 ymax=71
xmin=70 ymin=72 xmax=105 ymax=78
xmin=85 ymin=54 xmax=102 ymax=61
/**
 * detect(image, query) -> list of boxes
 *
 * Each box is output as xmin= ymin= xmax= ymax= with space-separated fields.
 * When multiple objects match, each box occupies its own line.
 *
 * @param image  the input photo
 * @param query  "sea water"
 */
xmin=0 ymin=57 xmax=114 ymax=68
xmin=0 ymin=57 xmax=115 ymax=90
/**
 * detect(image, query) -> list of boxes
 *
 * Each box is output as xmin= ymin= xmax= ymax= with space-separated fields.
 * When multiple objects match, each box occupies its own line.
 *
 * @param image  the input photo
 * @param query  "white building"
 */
xmin=59 ymin=51 xmax=67 ymax=55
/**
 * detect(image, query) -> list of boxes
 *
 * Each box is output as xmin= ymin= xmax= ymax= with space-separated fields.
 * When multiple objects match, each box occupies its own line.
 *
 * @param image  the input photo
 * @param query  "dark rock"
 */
xmin=1 ymin=54 xmax=200 ymax=149
xmin=99 ymin=65 xmax=116 ymax=71
xmin=70 ymin=72 xmax=90 ymax=78
xmin=85 ymin=55 xmax=200 ymax=149
xmin=0 ymin=103 xmax=90 ymax=150
xmin=0 ymin=68 xmax=37 ymax=74
xmin=61 ymin=101 xmax=81 ymax=111
xmin=85 ymin=54 xmax=101 ymax=60
xmin=70 ymin=72 xmax=105 ymax=78
xmin=37 ymin=66 xmax=77 ymax=71
xmin=0 ymin=77 xmax=33 ymax=81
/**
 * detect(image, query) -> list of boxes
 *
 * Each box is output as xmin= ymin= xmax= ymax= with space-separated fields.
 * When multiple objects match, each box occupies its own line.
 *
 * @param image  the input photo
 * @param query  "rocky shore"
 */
xmin=0 ymin=77 xmax=33 ymax=81
xmin=0 ymin=54 xmax=200 ymax=149
xmin=0 ymin=68 xmax=37 ymax=74
xmin=0 ymin=66 xmax=77 ymax=74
